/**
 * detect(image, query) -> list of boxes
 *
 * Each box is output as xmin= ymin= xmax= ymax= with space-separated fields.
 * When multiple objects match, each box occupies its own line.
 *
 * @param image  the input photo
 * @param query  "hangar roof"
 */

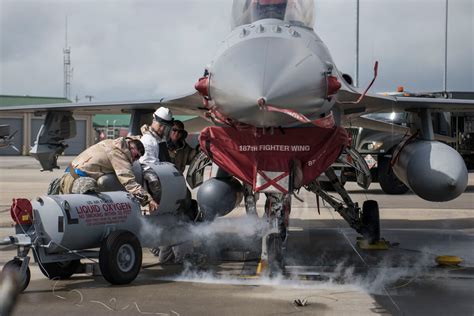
xmin=93 ymin=114 xmax=195 ymax=127
xmin=0 ymin=95 xmax=195 ymax=128
xmin=0 ymin=95 xmax=71 ymax=106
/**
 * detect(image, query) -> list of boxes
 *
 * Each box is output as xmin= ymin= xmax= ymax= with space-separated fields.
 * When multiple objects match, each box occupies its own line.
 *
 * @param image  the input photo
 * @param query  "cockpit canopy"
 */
xmin=231 ymin=0 xmax=315 ymax=29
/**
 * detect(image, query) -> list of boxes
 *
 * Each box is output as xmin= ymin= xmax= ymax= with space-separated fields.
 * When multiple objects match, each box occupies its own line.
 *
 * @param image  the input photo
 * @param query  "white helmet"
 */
xmin=153 ymin=107 xmax=173 ymax=126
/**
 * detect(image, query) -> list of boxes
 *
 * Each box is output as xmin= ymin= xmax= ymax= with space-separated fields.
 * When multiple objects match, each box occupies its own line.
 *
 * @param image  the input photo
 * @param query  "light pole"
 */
xmin=443 ymin=0 xmax=449 ymax=92
xmin=355 ymin=0 xmax=360 ymax=88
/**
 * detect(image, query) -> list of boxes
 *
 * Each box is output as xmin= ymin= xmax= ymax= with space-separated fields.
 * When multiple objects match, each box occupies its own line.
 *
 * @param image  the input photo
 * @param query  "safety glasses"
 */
xmin=129 ymin=145 xmax=142 ymax=161
xmin=171 ymin=127 xmax=184 ymax=133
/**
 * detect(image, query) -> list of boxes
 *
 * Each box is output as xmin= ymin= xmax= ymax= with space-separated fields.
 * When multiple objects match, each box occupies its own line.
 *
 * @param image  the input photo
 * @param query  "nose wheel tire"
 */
xmin=2 ymin=259 xmax=31 ymax=292
xmin=99 ymin=230 xmax=142 ymax=285
xmin=361 ymin=200 xmax=381 ymax=244
xmin=38 ymin=260 xmax=81 ymax=280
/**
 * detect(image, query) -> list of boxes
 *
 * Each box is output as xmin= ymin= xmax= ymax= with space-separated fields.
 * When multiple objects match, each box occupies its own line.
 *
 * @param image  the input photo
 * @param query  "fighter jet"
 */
xmin=0 ymin=125 xmax=20 ymax=153
xmin=1 ymin=0 xmax=474 ymax=272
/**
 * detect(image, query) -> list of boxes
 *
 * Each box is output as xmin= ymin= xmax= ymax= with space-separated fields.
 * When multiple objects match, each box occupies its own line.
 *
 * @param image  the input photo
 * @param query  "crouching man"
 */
xmin=58 ymin=137 xmax=159 ymax=212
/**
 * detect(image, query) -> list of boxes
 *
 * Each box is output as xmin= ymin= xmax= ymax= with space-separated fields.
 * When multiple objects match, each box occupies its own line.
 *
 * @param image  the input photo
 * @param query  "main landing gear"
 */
xmin=253 ymin=183 xmax=385 ymax=275
xmin=245 ymin=148 xmax=386 ymax=275
xmin=306 ymin=167 xmax=386 ymax=249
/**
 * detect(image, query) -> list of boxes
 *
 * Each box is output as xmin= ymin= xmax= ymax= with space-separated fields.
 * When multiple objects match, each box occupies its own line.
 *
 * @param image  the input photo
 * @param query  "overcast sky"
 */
xmin=1 ymin=0 xmax=472 ymax=102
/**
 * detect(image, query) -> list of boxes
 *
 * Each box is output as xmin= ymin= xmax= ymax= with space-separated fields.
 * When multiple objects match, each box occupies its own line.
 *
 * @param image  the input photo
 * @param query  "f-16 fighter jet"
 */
xmin=2 ymin=0 xmax=473 ymax=273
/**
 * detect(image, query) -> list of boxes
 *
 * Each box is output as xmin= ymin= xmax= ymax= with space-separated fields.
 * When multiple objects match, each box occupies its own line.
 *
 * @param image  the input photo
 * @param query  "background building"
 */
xmin=93 ymin=114 xmax=131 ymax=142
xmin=0 ymin=95 xmax=197 ymax=156
xmin=0 ymin=95 xmax=93 ymax=156
xmin=93 ymin=114 xmax=196 ymax=143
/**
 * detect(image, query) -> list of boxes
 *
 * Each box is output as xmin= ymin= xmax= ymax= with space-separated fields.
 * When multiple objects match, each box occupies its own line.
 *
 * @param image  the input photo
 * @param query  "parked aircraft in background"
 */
xmin=0 ymin=125 xmax=19 ymax=153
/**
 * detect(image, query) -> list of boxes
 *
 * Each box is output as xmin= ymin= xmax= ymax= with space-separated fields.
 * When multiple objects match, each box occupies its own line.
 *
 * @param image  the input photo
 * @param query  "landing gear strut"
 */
xmin=243 ymin=184 xmax=258 ymax=216
xmin=256 ymin=147 xmax=383 ymax=275
xmin=306 ymin=167 xmax=382 ymax=245
xmin=259 ymin=193 xmax=291 ymax=275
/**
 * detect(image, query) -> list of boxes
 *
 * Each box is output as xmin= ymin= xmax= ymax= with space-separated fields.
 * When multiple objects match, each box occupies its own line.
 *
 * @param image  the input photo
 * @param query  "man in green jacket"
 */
xmin=167 ymin=120 xmax=198 ymax=173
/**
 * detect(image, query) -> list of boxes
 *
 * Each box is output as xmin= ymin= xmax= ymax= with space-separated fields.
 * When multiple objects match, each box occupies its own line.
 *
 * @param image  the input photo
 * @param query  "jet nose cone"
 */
xmin=209 ymin=35 xmax=330 ymax=126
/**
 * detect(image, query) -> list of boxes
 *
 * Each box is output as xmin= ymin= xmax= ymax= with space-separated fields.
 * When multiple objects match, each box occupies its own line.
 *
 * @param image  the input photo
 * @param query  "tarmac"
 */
xmin=1 ymin=156 xmax=473 ymax=315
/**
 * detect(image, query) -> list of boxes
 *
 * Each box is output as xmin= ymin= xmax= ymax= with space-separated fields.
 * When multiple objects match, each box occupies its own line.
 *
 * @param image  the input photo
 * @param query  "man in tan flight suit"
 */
xmin=59 ymin=137 xmax=159 ymax=211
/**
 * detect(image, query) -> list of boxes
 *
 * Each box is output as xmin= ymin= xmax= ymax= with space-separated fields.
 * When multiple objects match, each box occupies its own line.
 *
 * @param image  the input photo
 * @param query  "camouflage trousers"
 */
xmin=58 ymin=173 xmax=98 ymax=194
xmin=153 ymin=243 xmax=194 ymax=264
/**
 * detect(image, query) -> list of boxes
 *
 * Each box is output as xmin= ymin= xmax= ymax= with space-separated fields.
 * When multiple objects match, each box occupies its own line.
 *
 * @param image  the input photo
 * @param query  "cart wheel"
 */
xmin=2 ymin=259 xmax=31 ymax=292
xmin=38 ymin=260 xmax=81 ymax=280
xmin=361 ymin=200 xmax=381 ymax=243
xmin=99 ymin=230 xmax=142 ymax=285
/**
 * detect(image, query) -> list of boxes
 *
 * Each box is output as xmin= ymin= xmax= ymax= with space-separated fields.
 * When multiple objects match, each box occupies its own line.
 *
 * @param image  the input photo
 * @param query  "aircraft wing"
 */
xmin=0 ymin=91 xmax=209 ymax=170
xmin=0 ymin=92 xmax=204 ymax=116
xmin=345 ymin=116 xmax=456 ymax=143
xmin=336 ymin=74 xmax=474 ymax=118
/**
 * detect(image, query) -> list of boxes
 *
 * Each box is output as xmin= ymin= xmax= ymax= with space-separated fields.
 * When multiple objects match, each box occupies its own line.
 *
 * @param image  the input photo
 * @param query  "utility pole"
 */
xmin=63 ymin=16 xmax=73 ymax=100
xmin=443 ymin=0 xmax=449 ymax=92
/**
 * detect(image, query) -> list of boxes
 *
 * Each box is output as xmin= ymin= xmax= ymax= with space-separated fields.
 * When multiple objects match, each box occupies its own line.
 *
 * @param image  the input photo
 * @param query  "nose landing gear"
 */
xmin=257 ymin=193 xmax=291 ymax=276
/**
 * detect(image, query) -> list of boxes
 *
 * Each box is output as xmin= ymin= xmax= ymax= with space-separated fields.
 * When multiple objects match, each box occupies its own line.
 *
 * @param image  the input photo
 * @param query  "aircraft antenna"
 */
xmin=63 ymin=16 xmax=72 ymax=100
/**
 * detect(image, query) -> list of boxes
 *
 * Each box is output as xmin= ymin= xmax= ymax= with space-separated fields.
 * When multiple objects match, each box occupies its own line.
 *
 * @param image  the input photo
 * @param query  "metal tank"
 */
xmin=32 ymin=191 xmax=142 ymax=253
xmin=96 ymin=161 xmax=187 ymax=214
xmin=148 ymin=162 xmax=187 ymax=214
xmin=392 ymin=140 xmax=468 ymax=202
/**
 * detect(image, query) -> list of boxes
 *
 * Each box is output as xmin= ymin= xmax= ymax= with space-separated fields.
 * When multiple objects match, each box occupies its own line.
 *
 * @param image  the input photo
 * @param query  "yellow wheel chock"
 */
xmin=435 ymin=255 xmax=462 ymax=267
xmin=356 ymin=237 xmax=390 ymax=250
